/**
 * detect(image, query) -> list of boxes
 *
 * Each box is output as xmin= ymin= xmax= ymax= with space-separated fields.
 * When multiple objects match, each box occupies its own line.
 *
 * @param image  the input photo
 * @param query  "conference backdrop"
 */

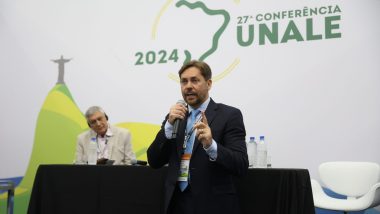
xmin=1 ymin=0 xmax=379 ymax=213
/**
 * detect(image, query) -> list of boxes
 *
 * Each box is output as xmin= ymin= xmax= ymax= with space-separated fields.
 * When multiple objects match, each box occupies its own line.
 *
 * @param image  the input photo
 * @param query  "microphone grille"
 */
xmin=177 ymin=99 xmax=187 ymax=106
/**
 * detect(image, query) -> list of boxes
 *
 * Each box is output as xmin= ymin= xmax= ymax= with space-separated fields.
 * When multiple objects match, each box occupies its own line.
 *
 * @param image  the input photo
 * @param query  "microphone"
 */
xmin=172 ymin=100 xmax=187 ymax=138
xmin=131 ymin=159 xmax=148 ymax=166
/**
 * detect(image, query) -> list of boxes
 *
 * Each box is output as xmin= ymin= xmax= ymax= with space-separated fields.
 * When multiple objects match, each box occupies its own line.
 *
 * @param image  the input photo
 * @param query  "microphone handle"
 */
xmin=172 ymin=99 xmax=187 ymax=139
xmin=172 ymin=119 xmax=180 ymax=138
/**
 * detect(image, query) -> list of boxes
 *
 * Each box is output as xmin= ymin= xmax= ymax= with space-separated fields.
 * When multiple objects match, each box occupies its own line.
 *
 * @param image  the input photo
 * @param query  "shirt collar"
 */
xmin=105 ymin=125 xmax=113 ymax=137
xmin=92 ymin=123 xmax=113 ymax=138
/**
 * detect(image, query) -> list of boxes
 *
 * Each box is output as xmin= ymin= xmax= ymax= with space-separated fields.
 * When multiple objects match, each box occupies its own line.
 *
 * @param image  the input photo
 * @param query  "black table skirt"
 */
xmin=28 ymin=165 xmax=315 ymax=214
xmin=237 ymin=168 xmax=315 ymax=214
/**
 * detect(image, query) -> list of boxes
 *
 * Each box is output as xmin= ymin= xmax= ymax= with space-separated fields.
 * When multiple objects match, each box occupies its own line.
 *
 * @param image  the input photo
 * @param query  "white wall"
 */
xmin=0 ymin=0 xmax=379 ymax=180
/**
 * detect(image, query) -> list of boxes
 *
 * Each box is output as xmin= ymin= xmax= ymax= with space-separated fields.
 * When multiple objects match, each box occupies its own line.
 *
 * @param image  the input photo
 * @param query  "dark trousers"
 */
xmin=167 ymin=182 xmax=240 ymax=214
xmin=168 ymin=184 xmax=194 ymax=214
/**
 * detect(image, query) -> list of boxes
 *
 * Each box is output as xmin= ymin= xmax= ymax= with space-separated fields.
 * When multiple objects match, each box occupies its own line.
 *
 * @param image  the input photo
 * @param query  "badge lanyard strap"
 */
xmin=96 ymin=136 xmax=109 ymax=158
xmin=182 ymin=114 xmax=203 ymax=150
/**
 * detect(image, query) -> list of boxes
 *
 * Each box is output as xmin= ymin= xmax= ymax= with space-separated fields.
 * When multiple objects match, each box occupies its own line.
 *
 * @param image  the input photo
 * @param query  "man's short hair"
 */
xmin=178 ymin=60 xmax=212 ymax=80
xmin=85 ymin=106 xmax=106 ymax=120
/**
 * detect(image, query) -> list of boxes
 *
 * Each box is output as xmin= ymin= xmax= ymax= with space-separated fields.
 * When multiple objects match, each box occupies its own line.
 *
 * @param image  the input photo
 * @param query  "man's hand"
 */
xmin=97 ymin=158 xmax=108 ymax=165
xmin=194 ymin=111 xmax=212 ymax=148
xmin=168 ymin=103 xmax=187 ymax=125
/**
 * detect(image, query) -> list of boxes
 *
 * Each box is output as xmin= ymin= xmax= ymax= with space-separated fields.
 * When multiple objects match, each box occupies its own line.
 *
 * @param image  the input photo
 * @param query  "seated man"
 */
xmin=75 ymin=106 xmax=136 ymax=165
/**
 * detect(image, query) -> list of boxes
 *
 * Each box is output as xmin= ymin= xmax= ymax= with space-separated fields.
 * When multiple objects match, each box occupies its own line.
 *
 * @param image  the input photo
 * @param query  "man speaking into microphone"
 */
xmin=147 ymin=60 xmax=248 ymax=214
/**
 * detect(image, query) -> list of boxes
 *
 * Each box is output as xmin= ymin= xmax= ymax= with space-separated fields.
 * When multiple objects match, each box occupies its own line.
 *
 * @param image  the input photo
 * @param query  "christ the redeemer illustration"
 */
xmin=51 ymin=55 xmax=72 ymax=84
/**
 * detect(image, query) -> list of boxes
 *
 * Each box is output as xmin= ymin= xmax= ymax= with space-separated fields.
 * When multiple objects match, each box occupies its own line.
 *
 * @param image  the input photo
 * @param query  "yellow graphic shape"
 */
xmin=117 ymin=122 xmax=161 ymax=161
xmin=152 ymin=0 xmax=173 ymax=40
xmin=19 ymin=85 xmax=88 ymax=190
xmin=213 ymin=58 xmax=240 ymax=81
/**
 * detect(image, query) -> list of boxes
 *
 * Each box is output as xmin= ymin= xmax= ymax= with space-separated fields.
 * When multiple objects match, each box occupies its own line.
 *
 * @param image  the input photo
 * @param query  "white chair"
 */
xmin=311 ymin=161 xmax=380 ymax=214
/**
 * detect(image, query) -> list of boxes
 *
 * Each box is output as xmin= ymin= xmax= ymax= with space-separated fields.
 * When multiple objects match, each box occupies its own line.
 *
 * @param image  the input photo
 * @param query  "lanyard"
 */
xmin=96 ymin=136 xmax=109 ymax=158
xmin=182 ymin=114 xmax=203 ymax=150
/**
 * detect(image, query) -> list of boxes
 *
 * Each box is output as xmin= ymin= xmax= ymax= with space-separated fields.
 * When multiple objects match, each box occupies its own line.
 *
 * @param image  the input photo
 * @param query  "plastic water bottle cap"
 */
xmin=250 ymin=137 xmax=255 ymax=141
xmin=259 ymin=136 xmax=265 ymax=141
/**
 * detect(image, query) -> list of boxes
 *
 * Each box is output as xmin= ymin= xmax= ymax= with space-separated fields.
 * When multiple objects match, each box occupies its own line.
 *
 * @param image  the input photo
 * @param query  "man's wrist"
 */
xmin=204 ymin=140 xmax=217 ymax=161
xmin=203 ymin=144 xmax=210 ymax=149
xmin=164 ymin=120 xmax=174 ymax=139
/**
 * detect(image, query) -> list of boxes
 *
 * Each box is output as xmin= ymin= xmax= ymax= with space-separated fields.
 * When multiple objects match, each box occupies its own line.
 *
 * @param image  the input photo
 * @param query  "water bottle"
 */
xmin=256 ymin=136 xmax=267 ymax=168
xmin=87 ymin=137 xmax=97 ymax=165
xmin=246 ymin=137 xmax=257 ymax=168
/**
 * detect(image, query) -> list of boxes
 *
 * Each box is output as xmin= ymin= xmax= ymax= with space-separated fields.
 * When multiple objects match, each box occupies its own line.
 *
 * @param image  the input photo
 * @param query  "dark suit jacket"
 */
xmin=147 ymin=99 xmax=248 ymax=214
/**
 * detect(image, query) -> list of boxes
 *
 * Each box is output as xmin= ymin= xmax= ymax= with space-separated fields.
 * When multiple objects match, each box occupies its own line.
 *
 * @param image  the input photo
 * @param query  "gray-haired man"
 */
xmin=75 ymin=106 xmax=136 ymax=165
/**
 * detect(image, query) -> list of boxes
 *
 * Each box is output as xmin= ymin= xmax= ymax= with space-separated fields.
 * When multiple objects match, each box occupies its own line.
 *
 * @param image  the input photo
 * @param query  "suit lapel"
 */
xmin=192 ymin=99 xmax=218 ymax=155
xmin=106 ymin=126 xmax=115 ymax=159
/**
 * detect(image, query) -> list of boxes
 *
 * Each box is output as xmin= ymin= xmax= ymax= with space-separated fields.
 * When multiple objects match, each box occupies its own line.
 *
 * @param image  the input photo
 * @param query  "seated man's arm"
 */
xmin=122 ymin=129 xmax=136 ymax=165
xmin=75 ymin=134 xmax=86 ymax=164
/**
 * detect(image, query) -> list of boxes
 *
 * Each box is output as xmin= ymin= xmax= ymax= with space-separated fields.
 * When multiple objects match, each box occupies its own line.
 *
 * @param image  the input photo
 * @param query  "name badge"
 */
xmin=177 ymin=153 xmax=191 ymax=182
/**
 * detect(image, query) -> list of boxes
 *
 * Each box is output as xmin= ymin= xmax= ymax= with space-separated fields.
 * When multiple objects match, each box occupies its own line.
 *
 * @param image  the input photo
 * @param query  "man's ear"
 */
xmin=207 ymin=79 xmax=212 ymax=90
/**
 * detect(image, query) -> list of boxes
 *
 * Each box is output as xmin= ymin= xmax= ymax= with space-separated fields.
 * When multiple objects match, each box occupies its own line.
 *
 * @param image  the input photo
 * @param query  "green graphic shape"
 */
xmin=175 ymin=0 xmax=230 ymax=62
xmin=0 ymin=84 xmax=160 ymax=213
xmin=0 ymin=84 xmax=87 ymax=213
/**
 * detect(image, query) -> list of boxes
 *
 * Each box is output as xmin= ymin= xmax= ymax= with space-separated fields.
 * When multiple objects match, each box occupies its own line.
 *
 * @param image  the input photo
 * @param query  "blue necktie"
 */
xmin=179 ymin=110 xmax=200 ymax=191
